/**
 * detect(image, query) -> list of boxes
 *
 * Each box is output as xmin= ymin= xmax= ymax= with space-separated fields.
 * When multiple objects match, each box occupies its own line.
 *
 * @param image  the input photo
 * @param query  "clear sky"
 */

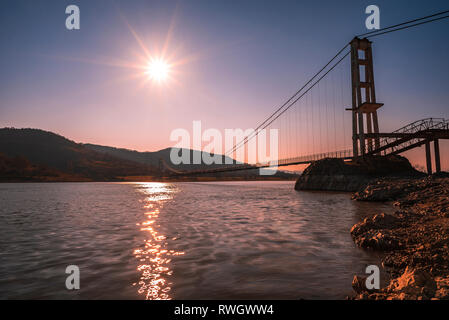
xmin=1 ymin=0 xmax=448 ymax=169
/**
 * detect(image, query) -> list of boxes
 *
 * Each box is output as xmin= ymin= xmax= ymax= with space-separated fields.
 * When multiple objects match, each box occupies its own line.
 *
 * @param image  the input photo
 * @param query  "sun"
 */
xmin=146 ymin=58 xmax=171 ymax=83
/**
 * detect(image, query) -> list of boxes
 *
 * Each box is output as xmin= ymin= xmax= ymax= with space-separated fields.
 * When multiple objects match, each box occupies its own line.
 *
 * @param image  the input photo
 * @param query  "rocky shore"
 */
xmin=350 ymin=173 xmax=449 ymax=300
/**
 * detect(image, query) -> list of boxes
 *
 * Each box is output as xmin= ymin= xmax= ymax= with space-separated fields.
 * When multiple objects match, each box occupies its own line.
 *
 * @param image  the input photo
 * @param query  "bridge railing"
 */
xmin=163 ymin=148 xmax=355 ymax=175
xmin=256 ymin=149 xmax=353 ymax=168
xmin=365 ymin=118 xmax=449 ymax=155
xmin=164 ymin=118 xmax=449 ymax=176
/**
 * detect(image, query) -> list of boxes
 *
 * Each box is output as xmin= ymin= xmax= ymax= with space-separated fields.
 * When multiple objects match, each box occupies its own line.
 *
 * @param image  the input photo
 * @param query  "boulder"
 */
xmin=350 ymin=213 xmax=401 ymax=250
xmin=352 ymin=275 xmax=368 ymax=294
xmin=354 ymin=231 xmax=401 ymax=250
xmin=388 ymin=267 xmax=437 ymax=298
xmin=350 ymin=213 xmax=399 ymax=237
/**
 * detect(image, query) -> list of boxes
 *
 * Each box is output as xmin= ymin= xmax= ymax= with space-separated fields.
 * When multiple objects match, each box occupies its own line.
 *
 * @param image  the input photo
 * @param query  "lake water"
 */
xmin=0 ymin=181 xmax=393 ymax=300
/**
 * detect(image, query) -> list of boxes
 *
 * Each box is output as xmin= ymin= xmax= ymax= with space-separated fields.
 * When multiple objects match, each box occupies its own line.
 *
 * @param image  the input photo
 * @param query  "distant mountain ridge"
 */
xmin=0 ymin=128 xmax=156 ymax=181
xmin=83 ymin=144 xmax=291 ymax=178
xmin=0 ymin=128 xmax=296 ymax=181
xmin=83 ymin=143 xmax=241 ymax=170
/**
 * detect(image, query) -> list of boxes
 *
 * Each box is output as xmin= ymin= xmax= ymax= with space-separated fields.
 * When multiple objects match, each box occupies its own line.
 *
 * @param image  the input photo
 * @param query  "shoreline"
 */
xmin=349 ymin=174 xmax=449 ymax=300
xmin=0 ymin=177 xmax=298 ymax=183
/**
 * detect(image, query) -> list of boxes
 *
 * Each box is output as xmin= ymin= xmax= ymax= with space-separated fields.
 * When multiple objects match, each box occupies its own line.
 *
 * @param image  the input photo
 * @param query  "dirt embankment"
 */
xmin=350 ymin=174 xmax=449 ymax=300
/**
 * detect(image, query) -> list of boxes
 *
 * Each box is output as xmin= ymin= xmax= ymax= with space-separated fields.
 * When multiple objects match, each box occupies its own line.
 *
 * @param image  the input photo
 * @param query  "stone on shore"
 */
xmin=353 ymin=267 xmax=445 ymax=300
xmin=350 ymin=213 xmax=402 ymax=250
xmin=352 ymin=275 xmax=369 ymax=294
xmin=350 ymin=174 xmax=449 ymax=300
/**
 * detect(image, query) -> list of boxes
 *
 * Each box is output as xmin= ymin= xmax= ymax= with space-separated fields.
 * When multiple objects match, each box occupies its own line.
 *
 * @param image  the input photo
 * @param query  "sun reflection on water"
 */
xmin=133 ymin=182 xmax=183 ymax=300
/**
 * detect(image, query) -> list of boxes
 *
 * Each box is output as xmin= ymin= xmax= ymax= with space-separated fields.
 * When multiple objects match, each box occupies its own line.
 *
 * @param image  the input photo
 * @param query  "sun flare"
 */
xmin=146 ymin=58 xmax=170 ymax=83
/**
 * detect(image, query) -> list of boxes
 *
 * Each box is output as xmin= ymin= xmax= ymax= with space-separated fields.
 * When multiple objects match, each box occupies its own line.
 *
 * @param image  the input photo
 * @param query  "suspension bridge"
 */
xmin=161 ymin=10 xmax=449 ymax=177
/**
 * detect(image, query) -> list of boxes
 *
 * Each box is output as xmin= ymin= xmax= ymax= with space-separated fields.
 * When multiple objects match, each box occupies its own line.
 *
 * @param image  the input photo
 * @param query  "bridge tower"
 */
xmin=349 ymin=37 xmax=384 ymax=157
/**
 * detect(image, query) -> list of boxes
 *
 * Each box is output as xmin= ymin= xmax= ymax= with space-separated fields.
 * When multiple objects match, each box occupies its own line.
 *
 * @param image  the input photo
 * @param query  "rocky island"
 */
xmin=294 ymin=155 xmax=424 ymax=192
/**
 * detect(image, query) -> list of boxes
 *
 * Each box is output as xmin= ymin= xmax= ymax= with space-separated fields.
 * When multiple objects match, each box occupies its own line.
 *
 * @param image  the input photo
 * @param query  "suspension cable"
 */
xmin=225 ymin=43 xmax=350 ymax=156
xmin=226 ymin=9 xmax=449 ymax=157
xmin=358 ymin=10 xmax=449 ymax=38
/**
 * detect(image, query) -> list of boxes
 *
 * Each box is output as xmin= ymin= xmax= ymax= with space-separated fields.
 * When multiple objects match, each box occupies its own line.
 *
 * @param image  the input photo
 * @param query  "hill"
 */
xmin=0 ymin=128 xmax=156 ymax=181
xmin=0 ymin=128 xmax=296 ymax=181
xmin=84 ymin=143 xmax=241 ymax=170
xmin=83 ymin=143 xmax=294 ymax=179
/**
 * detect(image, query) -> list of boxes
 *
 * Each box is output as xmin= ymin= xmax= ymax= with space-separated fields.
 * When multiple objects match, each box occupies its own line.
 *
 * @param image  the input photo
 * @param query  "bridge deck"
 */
xmin=162 ymin=119 xmax=449 ymax=176
xmin=169 ymin=150 xmax=353 ymax=176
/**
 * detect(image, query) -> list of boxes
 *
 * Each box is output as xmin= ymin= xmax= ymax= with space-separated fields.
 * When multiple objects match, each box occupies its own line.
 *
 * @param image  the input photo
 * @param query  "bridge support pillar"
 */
xmin=425 ymin=140 xmax=432 ymax=175
xmin=349 ymin=37 xmax=383 ymax=157
xmin=434 ymin=139 xmax=441 ymax=173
